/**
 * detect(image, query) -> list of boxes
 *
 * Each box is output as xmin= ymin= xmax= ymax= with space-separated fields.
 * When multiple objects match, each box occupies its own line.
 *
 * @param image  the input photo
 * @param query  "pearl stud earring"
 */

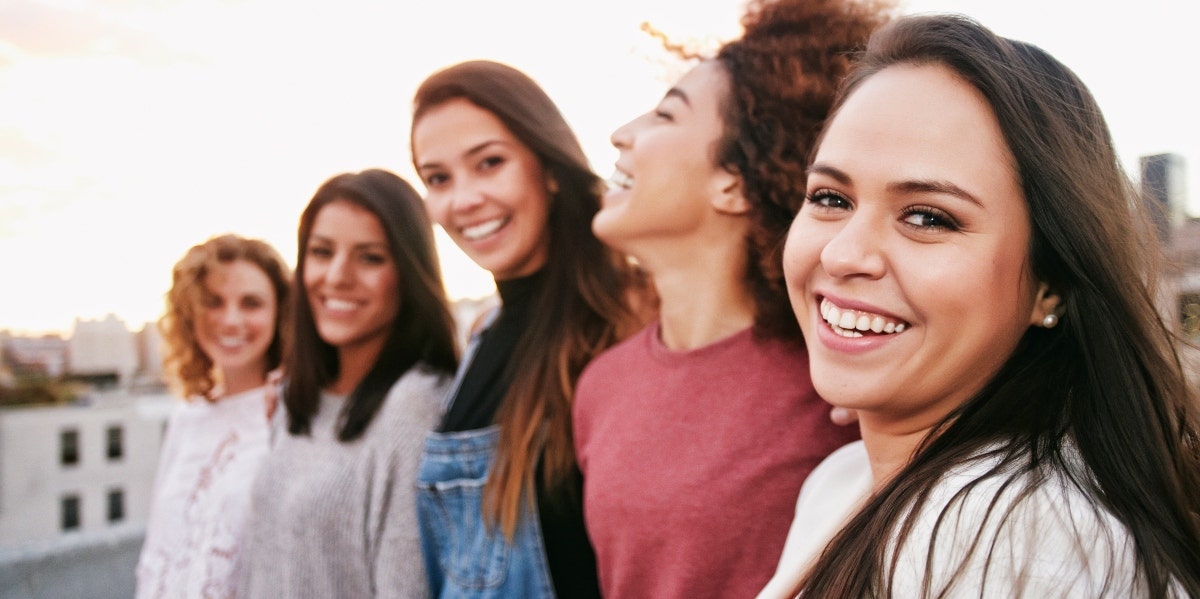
xmin=1042 ymin=313 xmax=1059 ymax=328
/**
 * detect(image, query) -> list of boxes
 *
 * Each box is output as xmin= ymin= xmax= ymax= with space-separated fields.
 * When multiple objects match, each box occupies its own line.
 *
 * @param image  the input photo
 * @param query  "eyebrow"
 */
xmin=663 ymin=87 xmax=691 ymax=107
xmin=308 ymin=235 xmax=389 ymax=251
xmin=808 ymin=163 xmax=984 ymax=208
xmin=416 ymin=139 xmax=507 ymax=171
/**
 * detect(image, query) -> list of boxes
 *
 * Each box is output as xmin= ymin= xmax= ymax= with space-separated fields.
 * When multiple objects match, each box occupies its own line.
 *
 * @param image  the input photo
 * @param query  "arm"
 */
xmin=367 ymin=371 xmax=445 ymax=598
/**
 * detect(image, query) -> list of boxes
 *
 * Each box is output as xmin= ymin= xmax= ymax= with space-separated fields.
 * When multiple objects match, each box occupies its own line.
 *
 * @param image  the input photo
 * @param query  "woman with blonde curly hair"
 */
xmin=137 ymin=233 xmax=290 ymax=598
xmin=571 ymin=0 xmax=891 ymax=596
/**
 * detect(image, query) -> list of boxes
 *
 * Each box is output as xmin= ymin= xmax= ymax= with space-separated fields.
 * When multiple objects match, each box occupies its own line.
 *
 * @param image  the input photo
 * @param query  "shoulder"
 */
xmin=894 ymin=448 xmax=1139 ymax=595
xmin=579 ymin=323 xmax=654 ymax=381
xmin=372 ymin=364 xmax=451 ymax=433
xmin=799 ymin=441 xmax=870 ymax=505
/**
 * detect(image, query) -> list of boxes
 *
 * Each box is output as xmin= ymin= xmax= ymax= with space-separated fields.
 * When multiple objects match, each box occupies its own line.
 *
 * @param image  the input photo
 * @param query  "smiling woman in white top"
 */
xmin=136 ymin=233 xmax=291 ymax=599
xmin=759 ymin=13 xmax=1200 ymax=599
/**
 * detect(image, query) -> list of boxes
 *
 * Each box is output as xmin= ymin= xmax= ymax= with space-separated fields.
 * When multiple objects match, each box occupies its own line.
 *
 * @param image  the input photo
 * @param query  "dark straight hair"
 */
xmin=796 ymin=14 xmax=1200 ymax=597
xmin=412 ymin=60 xmax=646 ymax=538
xmin=285 ymin=168 xmax=458 ymax=441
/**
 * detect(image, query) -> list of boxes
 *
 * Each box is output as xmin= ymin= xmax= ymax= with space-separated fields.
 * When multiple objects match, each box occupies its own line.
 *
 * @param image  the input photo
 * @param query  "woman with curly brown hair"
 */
xmin=137 ymin=233 xmax=290 ymax=598
xmin=570 ymin=0 xmax=891 ymax=596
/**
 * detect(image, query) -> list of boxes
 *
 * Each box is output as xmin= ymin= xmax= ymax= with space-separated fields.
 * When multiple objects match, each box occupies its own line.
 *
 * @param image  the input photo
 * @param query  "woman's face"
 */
xmin=194 ymin=259 xmax=277 ymax=379
xmin=593 ymin=60 xmax=739 ymax=256
xmin=783 ymin=64 xmax=1046 ymax=435
xmin=412 ymin=97 xmax=552 ymax=281
xmin=303 ymin=200 xmax=400 ymax=357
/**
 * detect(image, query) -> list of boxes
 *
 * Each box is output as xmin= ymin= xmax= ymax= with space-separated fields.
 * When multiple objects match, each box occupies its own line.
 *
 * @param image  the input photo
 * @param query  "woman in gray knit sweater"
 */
xmin=238 ymin=169 xmax=459 ymax=598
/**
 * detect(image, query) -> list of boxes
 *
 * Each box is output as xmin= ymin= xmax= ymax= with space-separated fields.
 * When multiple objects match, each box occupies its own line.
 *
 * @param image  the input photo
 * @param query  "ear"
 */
xmin=1028 ymin=281 xmax=1064 ymax=328
xmin=546 ymin=175 xmax=559 ymax=195
xmin=710 ymin=170 xmax=750 ymax=216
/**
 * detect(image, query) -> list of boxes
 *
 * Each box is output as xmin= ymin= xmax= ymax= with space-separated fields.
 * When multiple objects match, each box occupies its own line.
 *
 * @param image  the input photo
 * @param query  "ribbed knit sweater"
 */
xmin=238 ymin=365 xmax=449 ymax=598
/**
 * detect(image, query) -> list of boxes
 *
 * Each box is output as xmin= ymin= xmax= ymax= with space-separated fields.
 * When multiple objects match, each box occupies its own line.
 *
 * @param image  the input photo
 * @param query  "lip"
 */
xmin=600 ymin=164 xmax=633 ymax=208
xmin=811 ymin=292 xmax=908 ymax=354
xmin=455 ymin=215 xmax=511 ymax=247
xmin=317 ymin=296 xmax=363 ymax=317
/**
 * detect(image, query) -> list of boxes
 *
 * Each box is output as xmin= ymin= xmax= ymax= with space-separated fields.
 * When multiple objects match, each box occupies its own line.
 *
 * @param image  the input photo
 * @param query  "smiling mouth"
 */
xmin=461 ymin=217 xmax=508 ymax=241
xmin=323 ymin=298 xmax=359 ymax=312
xmin=820 ymin=298 xmax=908 ymax=338
xmin=608 ymin=168 xmax=632 ymax=190
xmin=217 ymin=336 xmax=248 ymax=348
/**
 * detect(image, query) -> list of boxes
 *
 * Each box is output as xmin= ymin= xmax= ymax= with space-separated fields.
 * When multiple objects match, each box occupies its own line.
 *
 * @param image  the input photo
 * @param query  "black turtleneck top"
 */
xmin=438 ymin=269 xmax=601 ymax=598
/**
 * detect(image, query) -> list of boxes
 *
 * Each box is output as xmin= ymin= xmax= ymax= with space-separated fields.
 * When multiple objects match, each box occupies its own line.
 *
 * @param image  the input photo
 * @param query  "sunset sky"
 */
xmin=1 ymin=0 xmax=1195 ymax=335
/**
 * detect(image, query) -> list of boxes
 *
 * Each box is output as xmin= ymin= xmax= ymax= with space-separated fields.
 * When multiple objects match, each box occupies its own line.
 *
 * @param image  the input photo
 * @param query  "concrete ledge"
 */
xmin=0 ymin=526 xmax=143 ymax=599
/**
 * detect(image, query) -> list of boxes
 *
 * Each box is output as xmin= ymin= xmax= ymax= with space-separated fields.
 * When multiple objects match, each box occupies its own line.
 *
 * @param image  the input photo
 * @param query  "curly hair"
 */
xmin=660 ymin=0 xmax=893 ymax=340
xmin=159 ymin=234 xmax=291 ymax=401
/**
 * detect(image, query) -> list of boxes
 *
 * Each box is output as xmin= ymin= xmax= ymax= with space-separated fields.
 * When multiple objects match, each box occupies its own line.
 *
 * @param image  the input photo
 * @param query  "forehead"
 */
xmin=412 ymin=97 xmax=525 ymax=161
xmin=815 ymin=64 xmax=1020 ymax=201
xmin=204 ymin=259 xmax=273 ymax=294
xmin=309 ymin=200 xmax=387 ymax=242
xmin=671 ymin=60 xmax=731 ymax=112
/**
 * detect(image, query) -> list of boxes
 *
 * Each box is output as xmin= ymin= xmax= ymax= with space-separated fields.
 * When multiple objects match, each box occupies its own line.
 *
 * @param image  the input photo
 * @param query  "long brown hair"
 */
xmin=285 ymin=169 xmax=458 ymax=441
xmin=411 ymin=61 xmax=648 ymax=537
xmin=159 ymin=233 xmax=291 ymax=400
xmin=797 ymin=14 xmax=1200 ymax=597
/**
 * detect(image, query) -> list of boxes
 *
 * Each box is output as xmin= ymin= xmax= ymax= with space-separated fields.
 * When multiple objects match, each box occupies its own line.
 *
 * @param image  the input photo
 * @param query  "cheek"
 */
xmin=782 ymin=223 xmax=822 ymax=287
xmin=424 ymin=196 xmax=451 ymax=227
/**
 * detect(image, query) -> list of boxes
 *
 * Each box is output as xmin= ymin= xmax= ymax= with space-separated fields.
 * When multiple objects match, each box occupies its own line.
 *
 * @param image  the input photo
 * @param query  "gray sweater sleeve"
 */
xmin=366 ymin=367 xmax=449 ymax=598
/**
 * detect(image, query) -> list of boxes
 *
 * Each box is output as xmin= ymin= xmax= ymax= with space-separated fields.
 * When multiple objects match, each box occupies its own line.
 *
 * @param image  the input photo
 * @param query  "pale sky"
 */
xmin=1 ymin=0 xmax=1195 ymax=335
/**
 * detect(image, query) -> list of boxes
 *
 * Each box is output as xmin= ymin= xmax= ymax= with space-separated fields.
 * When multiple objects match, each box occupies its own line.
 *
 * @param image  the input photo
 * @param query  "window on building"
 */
xmin=61 ymin=495 xmax=80 ymax=531
xmin=107 ymin=489 xmax=124 ymax=523
xmin=106 ymin=425 xmax=123 ymax=460
xmin=1182 ymin=293 xmax=1200 ymax=340
xmin=60 ymin=429 xmax=79 ymax=466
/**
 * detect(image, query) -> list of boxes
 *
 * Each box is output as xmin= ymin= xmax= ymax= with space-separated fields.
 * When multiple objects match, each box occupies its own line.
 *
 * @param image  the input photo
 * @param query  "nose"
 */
xmin=819 ymin=210 xmax=887 ymax=280
xmin=610 ymin=116 xmax=637 ymax=151
xmin=327 ymin=252 xmax=355 ymax=288
xmin=217 ymin=303 xmax=245 ymax=330
xmin=449 ymin=179 xmax=486 ymax=214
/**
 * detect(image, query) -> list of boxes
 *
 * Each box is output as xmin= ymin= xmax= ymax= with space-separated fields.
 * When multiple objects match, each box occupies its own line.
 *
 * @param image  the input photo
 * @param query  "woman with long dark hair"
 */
xmin=410 ymin=60 xmax=650 ymax=598
xmin=571 ymin=0 xmax=887 ymax=596
xmin=239 ymin=169 xmax=458 ymax=598
xmin=760 ymin=14 xmax=1200 ymax=598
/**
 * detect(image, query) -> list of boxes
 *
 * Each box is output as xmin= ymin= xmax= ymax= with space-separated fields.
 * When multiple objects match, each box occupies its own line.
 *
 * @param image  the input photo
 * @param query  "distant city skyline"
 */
xmin=1 ymin=0 xmax=1196 ymax=335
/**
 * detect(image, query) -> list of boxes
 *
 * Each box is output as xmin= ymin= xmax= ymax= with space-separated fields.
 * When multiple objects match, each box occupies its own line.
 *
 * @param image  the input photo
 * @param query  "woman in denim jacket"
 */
xmin=409 ymin=60 xmax=652 ymax=598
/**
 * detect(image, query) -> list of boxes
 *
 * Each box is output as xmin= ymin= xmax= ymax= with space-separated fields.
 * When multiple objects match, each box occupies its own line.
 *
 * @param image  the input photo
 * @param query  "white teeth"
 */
xmin=325 ymin=298 xmax=356 ymax=311
xmin=462 ymin=218 xmax=506 ymax=241
xmin=819 ymin=298 xmax=908 ymax=337
xmin=838 ymin=311 xmax=857 ymax=329
xmin=218 ymin=336 xmax=246 ymax=348
xmin=608 ymin=169 xmax=633 ymax=190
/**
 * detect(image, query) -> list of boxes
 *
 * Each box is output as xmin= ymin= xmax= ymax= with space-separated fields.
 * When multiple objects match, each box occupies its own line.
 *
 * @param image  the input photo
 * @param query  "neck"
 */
xmin=216 ymin=363 xmax=266 ymax=398
xmin=641 ymin=237 xmax=755 ymax=351
xmin=858 ymin=416 xmax=937 ymax=487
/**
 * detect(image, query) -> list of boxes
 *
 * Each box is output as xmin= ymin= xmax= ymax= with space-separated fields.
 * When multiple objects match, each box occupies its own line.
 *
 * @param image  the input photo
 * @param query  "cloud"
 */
xmin=0 ymin=128 xmax=57 ymax=167
xmin=0 ymin=0 xmax=196 ymax=65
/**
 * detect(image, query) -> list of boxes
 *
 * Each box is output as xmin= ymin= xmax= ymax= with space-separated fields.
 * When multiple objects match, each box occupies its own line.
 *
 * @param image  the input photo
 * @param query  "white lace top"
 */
xmin=136 ymin=387 xmax=271 ymax=599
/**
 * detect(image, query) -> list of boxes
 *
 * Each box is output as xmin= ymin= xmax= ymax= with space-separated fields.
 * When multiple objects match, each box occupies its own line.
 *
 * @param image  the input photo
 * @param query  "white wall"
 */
xmin=0 ymin=393 xmax=172 ymax=548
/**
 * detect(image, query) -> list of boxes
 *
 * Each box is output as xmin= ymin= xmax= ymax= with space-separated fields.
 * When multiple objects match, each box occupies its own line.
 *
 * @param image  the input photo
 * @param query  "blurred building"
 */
xmin=1141 ymin=152 xmax=1189 ymax=241
xmin=1146 ymin=153 xmax=1200 ymax=383
xmin=67 ymin=314 xmax=139 ymax=389
xmin=0 ymin=391 xmax=172 ymax=549
xmin=1 ymin=332 xmax=68 ymax=378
